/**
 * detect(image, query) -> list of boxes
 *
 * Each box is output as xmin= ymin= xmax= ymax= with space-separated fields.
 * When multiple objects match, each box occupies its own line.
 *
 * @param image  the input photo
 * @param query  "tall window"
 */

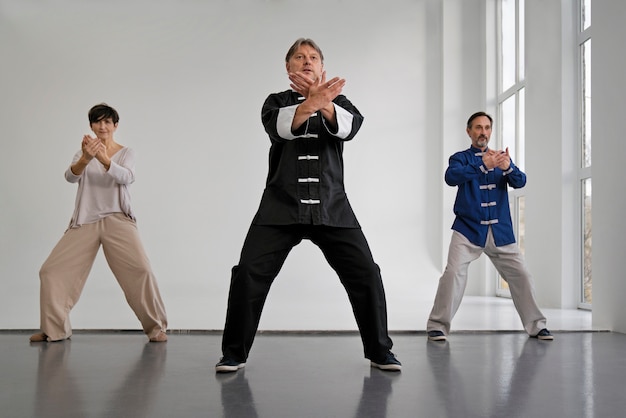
xmin=496 ymin=0 xmax=525 ymax=296
xmin=579 ymin=0 xmax=592 ymax=308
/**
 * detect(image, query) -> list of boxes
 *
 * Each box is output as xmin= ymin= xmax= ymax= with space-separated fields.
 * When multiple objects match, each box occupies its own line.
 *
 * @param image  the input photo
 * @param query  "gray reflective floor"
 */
xmin=2 ymin=330 xmax=626 ymax=418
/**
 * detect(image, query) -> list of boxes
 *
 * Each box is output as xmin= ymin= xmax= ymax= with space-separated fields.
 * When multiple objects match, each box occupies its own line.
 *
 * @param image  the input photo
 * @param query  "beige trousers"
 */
xmin=38 ymin=213 xmax=167 ymax=341
xmin=427 ymin=228 xmax=547 ymax=336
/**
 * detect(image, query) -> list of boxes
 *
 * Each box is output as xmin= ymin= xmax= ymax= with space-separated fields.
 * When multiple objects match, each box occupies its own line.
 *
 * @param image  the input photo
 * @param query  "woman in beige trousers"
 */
xmin=30 ymin=103 xmax=168 ymax=343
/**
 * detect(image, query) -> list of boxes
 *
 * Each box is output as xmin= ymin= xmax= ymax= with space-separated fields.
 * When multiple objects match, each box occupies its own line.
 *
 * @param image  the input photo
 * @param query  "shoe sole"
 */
xmin=536 ymin=335 xmax=554 ymax=340
xmin=370 ymin=362 xmax=402 ymax=372
xmin=215 ymin=363 xmax=246 ymax=373
xmin=428 ymin=335 xmax=447 ymax=342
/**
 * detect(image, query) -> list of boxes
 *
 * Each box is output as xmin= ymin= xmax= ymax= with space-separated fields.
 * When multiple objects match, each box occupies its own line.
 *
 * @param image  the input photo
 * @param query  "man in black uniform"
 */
xmin=215 ymin=38 xmax=400 ymax=372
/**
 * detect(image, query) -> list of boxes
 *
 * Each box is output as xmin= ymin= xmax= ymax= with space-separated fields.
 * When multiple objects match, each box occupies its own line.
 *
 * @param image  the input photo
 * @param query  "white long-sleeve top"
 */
xmin=64 ymin=147 xmax=136 ymax=228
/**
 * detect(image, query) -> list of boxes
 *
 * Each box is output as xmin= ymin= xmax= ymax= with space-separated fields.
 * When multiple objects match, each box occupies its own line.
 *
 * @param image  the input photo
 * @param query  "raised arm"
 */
xmin=69 ymin=135 xmax=103 ymax=176
xmin=289 ymin=70 xmax=345 ymax=130
xmin=444 ymin=152 xmax=484 ymax=186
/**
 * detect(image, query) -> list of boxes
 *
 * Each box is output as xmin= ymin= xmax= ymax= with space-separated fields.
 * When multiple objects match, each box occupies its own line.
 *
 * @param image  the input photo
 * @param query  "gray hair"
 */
xmin=285 ymin=38 xmax=324 ymax=63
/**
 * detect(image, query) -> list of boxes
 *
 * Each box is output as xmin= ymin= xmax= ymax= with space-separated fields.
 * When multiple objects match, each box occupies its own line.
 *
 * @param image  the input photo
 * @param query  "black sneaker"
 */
xmin=427 ymin=330 xmax=447 ymax=341
xmin=371 ymin=351 xmax=402 ymax=371
xmin=215 ymin=357 xmax=246 ymax=373
xmin=533 ymin=329 xmax=554 ymax=341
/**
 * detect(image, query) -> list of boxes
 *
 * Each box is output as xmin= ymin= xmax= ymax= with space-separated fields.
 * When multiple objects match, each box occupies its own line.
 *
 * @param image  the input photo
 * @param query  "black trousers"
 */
xmin=221 ymin=224 xmax=394 ymax=363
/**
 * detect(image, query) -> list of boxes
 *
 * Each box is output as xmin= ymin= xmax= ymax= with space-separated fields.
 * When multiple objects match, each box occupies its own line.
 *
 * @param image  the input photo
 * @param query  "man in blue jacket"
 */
xmin=426 ymin=111 xmax=553 ymax=342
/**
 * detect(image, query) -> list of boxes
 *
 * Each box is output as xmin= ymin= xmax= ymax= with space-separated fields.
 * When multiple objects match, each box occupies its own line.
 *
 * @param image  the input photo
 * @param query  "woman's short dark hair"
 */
xmin=88 ymin=103 xmax=119 ymax=125
xmin=466 ymin=111 xmax=492 ymax=129
xmin=285 ymin=38 xmax=324 ymax=63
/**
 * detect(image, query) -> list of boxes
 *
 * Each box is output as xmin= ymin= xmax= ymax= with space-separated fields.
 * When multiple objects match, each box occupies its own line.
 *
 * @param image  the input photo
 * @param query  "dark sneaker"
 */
xmin=427 ymin=330 xmax=447 ymax=341
xmin=371 ymin=352 xmax=402 ymax=372
xmin=215 ymin=357 xmax=246 ymax=373
xmin=533 ymin=329 xmax=554 ymax=341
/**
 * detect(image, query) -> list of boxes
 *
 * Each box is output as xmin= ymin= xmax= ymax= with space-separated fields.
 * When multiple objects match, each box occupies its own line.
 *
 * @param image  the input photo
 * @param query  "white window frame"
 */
xmin=577 ymin=0 xmax=592 ymax=310
xmin=495 ymin=0 xmax=525 ymax=298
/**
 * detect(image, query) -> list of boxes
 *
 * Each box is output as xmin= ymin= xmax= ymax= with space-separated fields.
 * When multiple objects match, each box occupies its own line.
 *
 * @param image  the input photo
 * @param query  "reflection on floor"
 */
xmin=1 ymin=298 xmax=610 ymax=418
xmin=2 ymin=331 xmax=625 ymax=418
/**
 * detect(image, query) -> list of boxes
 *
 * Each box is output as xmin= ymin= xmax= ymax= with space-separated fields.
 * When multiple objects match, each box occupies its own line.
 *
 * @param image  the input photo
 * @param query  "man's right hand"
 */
xmin=290 ymin=71 xmax=346 ymax=130
xmin=482 ymin=149 xmax=510 ymax=170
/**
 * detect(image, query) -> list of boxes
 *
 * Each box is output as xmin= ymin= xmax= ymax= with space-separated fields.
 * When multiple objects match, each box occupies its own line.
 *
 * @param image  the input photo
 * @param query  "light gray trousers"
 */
xmin=427 ymin=229 xmax=547 ymax=336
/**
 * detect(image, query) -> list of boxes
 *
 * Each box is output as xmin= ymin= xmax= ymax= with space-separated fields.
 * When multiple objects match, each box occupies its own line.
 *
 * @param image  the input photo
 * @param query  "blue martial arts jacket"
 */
xmin=446 ymin=146 xmax=526 ymax=247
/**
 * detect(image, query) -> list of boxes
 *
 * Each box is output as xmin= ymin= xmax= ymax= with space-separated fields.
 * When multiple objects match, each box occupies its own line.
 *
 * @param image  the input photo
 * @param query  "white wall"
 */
xmin=441 ymin=0 xmax=492 ymax=297
xmin=1 ymin=0 xmax=469 ymax=331
xmin=592 ymin=0 xmax=626 ymax=333
xmin=6 ymin=0 xmax=616 ymax=334
xmin=524 ymin=0 xmax=579 ymax=309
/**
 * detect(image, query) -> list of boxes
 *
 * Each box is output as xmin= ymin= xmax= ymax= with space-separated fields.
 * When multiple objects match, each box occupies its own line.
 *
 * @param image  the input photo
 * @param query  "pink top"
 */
xmin=64 ymin=147 xmax=136 ymax=228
